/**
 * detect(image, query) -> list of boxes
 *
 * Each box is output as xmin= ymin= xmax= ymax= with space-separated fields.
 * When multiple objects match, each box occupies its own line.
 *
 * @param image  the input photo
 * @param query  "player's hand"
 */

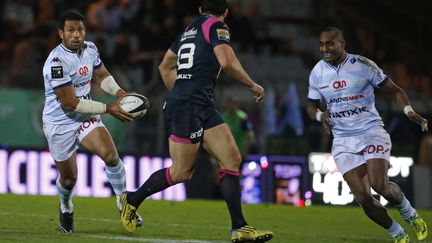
xmin=322 ymin=110 xmax=332 ymax=135
xmin=250 ymin=83 xmax=264 ymax=102
xmin=407 ymin=111 xmax=428 ymax=132
xmin=106 ymin=97 xmax=133 ymax=122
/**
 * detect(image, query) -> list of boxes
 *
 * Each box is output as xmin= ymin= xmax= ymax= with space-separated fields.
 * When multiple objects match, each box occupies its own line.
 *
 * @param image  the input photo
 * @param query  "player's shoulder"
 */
xmin=311 ymin=60 xmax=326 ymax=74
xmin=354 ymin=54 xmax=380 ymax=70
xmin=44 ymin=44 xmax=69 ymax=67
xmin=83 ymin=41 xmax=99 ymax=55
xmin=83 ymin=41 xmax=98 ymax=51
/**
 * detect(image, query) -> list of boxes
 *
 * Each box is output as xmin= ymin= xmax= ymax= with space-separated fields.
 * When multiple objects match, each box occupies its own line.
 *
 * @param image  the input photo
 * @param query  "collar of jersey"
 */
xmin=60 ymin=43 xmax=84 ymax=54
xmin=326 ymin=53 xmax=349 ymax=72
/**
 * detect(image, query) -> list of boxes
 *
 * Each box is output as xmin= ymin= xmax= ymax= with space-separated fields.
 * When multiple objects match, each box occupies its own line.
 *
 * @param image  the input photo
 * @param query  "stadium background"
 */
xmin=0 ymin=0 xmax=431 ymax=209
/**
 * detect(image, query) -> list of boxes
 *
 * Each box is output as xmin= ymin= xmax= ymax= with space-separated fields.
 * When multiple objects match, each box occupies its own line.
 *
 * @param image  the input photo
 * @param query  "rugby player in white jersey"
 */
xmin=42 ymin=10 xmax=141 ymax=233
xmin=307 ymin=27 xmax=428 ymax=243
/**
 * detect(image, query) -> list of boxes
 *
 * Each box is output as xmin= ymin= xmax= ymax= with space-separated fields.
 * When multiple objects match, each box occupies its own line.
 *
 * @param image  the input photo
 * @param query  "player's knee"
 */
xmin=61 ymin=176 xmax=77 ymax=190
xmin=170 ymin=168 xmax=194 ymax=183
xmin=370 ymin=181 xmax=387 ymax=195
xmin=226 ymin=148 xmax=242 ymax=170
xmin=101 ymin=151 xmax=119 ymax=167
xmin=355 ymin=193 xmax=374 ymax=208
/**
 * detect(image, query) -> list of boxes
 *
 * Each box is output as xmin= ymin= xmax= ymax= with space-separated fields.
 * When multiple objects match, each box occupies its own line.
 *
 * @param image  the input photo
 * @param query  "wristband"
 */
xmin=74 ymin=99 xmax=106 ymax=114
xmin=403 ymin=105 xmax=414 ymax=116
xmin=316 ymin=111 xmax=323 ymax=122
xmin=100 ymin=76 xmax=122 ymax=96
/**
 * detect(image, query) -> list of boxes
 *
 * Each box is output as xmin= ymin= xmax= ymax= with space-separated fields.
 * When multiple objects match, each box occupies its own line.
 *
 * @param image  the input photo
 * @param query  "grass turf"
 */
xmin=0 ymin=194 xmax=430 ymax=242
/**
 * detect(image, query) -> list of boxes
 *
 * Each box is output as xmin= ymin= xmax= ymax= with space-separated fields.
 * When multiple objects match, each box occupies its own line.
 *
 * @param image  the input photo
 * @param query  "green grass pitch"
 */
xmin=0 ymin=194 xmax=430 ymax=242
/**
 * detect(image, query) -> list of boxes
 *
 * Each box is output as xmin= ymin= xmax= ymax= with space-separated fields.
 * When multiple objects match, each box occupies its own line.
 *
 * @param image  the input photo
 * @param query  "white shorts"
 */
xmin=43 ymin=116 xmax=105 ymax=161
xmin=332 ymin=127 xmax=392 ymax=175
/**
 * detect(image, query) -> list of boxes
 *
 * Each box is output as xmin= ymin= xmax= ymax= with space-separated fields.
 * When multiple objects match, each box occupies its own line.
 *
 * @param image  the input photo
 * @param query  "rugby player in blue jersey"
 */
xmin=307 ymin=26 xmax=428 ymax=243
xmin=119 ymin=1 xmax=273 ymax=242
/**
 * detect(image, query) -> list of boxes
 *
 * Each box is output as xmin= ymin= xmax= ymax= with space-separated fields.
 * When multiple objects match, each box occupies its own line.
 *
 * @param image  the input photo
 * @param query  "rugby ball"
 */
xmin=119 ymin=94 xmax=150 ymax=118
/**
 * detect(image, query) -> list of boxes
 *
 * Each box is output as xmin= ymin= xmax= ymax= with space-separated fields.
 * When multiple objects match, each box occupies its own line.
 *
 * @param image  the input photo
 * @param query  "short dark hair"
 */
xmin=59 ymin=10 xmax=85 ymax=30
xmin=321 ymin=26 xmax=345 ymax=41
xmin=200 ymin=0 xmax=228 ymax=16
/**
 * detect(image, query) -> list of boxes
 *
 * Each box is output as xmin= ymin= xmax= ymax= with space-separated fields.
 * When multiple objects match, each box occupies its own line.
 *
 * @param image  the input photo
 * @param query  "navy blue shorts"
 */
xmin=163 ymin=99 xmax=224 ymax=144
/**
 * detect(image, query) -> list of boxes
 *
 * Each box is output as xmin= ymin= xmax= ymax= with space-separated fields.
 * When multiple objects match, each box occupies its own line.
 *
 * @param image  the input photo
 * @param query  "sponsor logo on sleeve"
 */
xmin=51 ymin=66 xmax=63 ymax=78
xmin=50 ymin=57 xmax=61 ymax=63
xmin=181 ymin=28 xmax=197 ymax=41
xmin=216 ymin=29 xmax=230 ymax=41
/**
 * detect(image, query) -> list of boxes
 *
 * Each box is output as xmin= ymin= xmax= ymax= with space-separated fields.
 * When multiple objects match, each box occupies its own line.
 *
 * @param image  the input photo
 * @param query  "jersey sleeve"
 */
xmin=43 ymin=55 xmax=72 ymax=90
xmin=358 ymin=56 xmax=388 ymax=87
xmin=87 ymin=42 xmax=102 ymax=69
xmin=169 ymin=34 xmax=181 ymax=55
xmin=307 ymin=66 xmax=322 ymax=102
xmin=209 ymin=22 xmax=230 ymax=48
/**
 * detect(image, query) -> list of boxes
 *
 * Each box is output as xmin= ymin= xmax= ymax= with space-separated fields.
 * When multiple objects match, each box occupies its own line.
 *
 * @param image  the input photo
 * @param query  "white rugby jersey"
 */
xmin=308 ymin=53 xmax=387 ymax=137
xmin=42 ymin=41 xmax=102 ymax=124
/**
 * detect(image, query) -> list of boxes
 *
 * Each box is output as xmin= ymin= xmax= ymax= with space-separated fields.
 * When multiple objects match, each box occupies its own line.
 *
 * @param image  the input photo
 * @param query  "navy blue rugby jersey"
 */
xmin=167 ymin=15 xmax=231 ymax=105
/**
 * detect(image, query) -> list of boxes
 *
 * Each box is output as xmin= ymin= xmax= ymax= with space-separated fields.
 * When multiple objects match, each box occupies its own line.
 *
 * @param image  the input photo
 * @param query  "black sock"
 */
xmin=219 ymin=169 xmax=247 ymax=230
xmin=127 ymin=168 xmax=174 ymax=207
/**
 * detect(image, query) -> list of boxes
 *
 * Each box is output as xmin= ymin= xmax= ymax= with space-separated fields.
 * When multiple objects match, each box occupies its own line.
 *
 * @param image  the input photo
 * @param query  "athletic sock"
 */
xmin=127 ymin=168 xmax=174 ymax=207
xmin=105 ymin=159 xmax=126 ymax=209
xmin=56 ymin=177 xmax=74 ymax=213
xmin=219 ymin=169 xmax=247 ymax=230
xmin=397 ymin=195 xmax=416 ymax=220
xmin=387 ymin=220 xmax=405 ymax=237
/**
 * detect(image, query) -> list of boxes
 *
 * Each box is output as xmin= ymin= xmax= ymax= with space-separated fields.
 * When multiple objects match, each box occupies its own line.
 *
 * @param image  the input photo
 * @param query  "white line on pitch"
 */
xmin=77 ymin=233 xmax=226 ymax=243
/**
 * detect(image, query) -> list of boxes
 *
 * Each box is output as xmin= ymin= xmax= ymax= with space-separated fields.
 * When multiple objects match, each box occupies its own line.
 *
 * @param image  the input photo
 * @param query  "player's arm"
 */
xmin=89 ymin=65 xmax=132 ymax=121
xmin=159 ymin=49 xmax=178 ymax=90
xmin=306 ymin=100 xmax=323 ymax=121
xmin=54 ymin=84 xmax=132 ymax=122
xmin=93 ymin=64 xmax=126 ymax=98
xmin=379 ymin=78 xmax=428 ymax=131
xmin=213 ymin=44 xmax=264 ymax=102
xmin=307 ymin=99 xmax=331 ymax=135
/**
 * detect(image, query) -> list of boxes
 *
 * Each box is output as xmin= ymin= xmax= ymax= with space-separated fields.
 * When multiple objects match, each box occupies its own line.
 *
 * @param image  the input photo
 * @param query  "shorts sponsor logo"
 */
xmin=327 ymin=94 xmax=364 ymax=104
xmin=77 ymin=117 xmax=101 ymax=135
xmin=329 ymin=106 xmax=368 ymax=118
xmin=216 ymin=29 xmax=230 ymax=41
xmin=363 ymin=144 xmax=390 ymax=155
xmin=190 ymin=127 xmax=203 ymax=139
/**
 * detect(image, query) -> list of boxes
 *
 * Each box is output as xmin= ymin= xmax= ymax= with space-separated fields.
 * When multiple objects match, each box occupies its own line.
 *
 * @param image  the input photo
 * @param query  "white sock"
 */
xmin=56 ymin=177 xmax=74 ymax=213
xmin=397 ymin=195 xmax=416 ymax=220
xmin=105 ymin=159 xmax=126 ymax=209
xmin=387 ymin=220 xmax=405 ymax=237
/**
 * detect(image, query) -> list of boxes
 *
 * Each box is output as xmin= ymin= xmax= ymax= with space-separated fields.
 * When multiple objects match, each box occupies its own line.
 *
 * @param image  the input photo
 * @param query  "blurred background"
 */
xmin=0 ymin=0 xmax=431 ymax=208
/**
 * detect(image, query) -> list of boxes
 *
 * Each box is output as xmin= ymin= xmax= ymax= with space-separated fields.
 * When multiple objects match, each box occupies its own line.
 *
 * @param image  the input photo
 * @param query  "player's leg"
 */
xmin=119 ymin=139 xmax=200 ymax=232
xmin=43 ymin=121 xmax=79 ymax=233
xmin=203 ymin=123 xmax=245 ymax=227
xmin=55 ymin=154 xmax=77 ymax=233
xmin=120 ymin=100 xmax=201 ymax=232
xmin=129 ymin=139 xmax=199 ymax=206
xmin=364 ymin=127 xmax=427 ymax=241
xmin=79 ymin=122 xmax=126 ymax=208
xmin=343 ymin=164 xmax=408 ymax=241
xmin=78 ymin=118 xmax=143 ymax=227
xmin=367 ymin=158 xmax=427 ymax=241
xmin=203 ymin=123 xmax=273 ymax=242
